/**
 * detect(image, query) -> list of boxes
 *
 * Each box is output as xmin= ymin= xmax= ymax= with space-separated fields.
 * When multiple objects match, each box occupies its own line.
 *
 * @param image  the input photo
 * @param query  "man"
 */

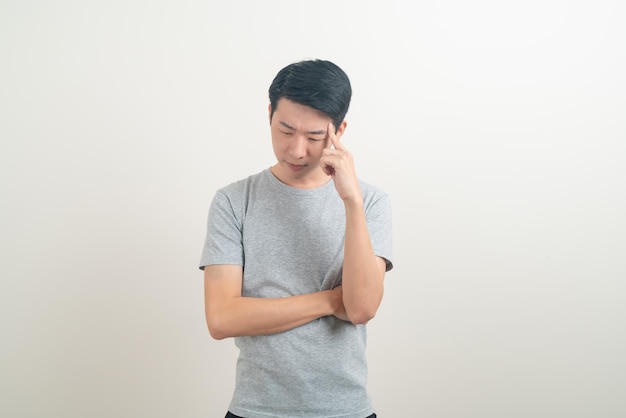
xmin=199 ymin=59 xmax=393 ymax=418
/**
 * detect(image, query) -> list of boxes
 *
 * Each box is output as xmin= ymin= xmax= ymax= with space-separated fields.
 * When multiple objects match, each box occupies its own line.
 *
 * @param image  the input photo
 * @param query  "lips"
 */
xmin=286 ymin=162 xmax=306 ymax=171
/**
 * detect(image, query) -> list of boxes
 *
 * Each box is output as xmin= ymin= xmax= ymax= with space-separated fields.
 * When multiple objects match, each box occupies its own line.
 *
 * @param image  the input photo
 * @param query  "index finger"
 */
xmin=326 ymin=123 xmax=336 ymax=149
xmin=326 ymin=122 xmax=346 ymax=151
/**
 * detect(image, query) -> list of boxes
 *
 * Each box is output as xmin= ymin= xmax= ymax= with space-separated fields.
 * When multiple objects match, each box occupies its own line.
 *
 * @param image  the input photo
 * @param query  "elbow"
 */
xmin=344 ymin=295 xmax=382 ymax=325
xmin=208 ymin=326 xmax=228 ymax=341
xmin=205 ymin=315 xmax=231 ymax=340
xmin=346 ymin=308 xmax=377 ymax=325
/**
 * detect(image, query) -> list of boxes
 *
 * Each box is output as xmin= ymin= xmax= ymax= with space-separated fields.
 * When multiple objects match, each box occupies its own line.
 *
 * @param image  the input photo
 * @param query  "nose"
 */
xmin=288 ymin=135 xmax=307 ymax=159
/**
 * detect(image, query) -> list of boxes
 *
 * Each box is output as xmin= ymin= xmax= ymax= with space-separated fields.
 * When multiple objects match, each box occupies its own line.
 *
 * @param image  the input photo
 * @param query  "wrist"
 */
xmin=324 ymin=288 xmax=342 ymax=316
xmin=342 ymin=195 xmax=364 ymax=210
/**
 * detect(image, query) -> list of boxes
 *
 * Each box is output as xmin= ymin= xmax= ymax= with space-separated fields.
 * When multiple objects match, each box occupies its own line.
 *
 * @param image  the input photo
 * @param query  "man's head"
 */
xmin=268 ymin=59 xmax=352 ymax=130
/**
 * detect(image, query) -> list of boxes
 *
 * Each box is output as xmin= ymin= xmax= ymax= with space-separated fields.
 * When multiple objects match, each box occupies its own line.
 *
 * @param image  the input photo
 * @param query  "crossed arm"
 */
xmin=204 ymin=265 xmax=344 ymax=340
xmin=203 ymin=252 xmax=385 ymax=340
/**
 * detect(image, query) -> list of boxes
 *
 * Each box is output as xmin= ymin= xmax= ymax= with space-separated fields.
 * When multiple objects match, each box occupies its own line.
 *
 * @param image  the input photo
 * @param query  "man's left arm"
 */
xmin=321 ymin=123 xmax=387 ymax=324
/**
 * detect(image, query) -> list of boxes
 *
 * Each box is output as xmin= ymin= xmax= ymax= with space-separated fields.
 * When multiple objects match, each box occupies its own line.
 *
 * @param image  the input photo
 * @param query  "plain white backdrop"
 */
xmin=1 ymin=1 xmax=625 ymax=417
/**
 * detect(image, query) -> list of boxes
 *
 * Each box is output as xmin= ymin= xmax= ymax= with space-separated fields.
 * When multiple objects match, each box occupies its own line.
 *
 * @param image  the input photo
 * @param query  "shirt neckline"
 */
xmin=264 ymin=168 xmax=335 ymax=196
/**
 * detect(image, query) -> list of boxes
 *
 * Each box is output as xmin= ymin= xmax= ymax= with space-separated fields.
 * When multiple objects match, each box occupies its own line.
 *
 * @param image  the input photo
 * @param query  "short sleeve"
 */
xmin=365 ymin=192 xmax=393 ymax=272
xmin=198 ymin=190 xmax=244 ymax=270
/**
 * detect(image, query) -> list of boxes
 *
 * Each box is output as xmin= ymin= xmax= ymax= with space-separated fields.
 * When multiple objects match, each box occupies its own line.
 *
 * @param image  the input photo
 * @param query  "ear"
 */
xmin=335 ymin=120 xmax=348 ymax=140
xmin=268 ymin=104 xmax=273 ymax=124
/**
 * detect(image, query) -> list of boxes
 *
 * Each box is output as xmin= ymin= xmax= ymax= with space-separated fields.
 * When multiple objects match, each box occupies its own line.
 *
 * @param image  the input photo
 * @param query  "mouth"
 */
xmin=286 ymin=162 xmax=306 ymax=171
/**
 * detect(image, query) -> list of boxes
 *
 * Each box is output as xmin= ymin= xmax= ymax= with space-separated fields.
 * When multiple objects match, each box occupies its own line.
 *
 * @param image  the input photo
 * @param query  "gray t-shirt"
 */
xmin=200 ymin=168 xmax=393 ymax=418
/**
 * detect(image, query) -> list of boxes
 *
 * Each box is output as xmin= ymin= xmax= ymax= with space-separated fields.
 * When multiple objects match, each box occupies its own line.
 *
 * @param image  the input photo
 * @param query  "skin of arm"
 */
xmin=321 ymin=123 xmax=386 ymax=324
xmin=342 ymin=201 xmax=387 ymax=324
xmin=203 ymin=264 xmax=347 ymax=340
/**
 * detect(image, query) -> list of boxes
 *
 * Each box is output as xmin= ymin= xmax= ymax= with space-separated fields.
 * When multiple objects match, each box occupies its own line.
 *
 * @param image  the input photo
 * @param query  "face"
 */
xmin=269 ymin=98 xmax=346 ymax=188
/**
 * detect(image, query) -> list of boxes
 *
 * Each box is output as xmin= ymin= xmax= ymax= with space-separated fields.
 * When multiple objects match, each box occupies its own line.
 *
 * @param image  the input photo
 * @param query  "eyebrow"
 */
xmin=279 ymin=121 xmax=326 ymax=136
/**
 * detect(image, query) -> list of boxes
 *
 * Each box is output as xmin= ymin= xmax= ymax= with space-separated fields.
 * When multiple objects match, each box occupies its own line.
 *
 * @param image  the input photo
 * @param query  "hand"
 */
xmin=329 ymin=285 xmax=349 ymax=322
xmin=321 ymin=123 xmax=362 ymax=203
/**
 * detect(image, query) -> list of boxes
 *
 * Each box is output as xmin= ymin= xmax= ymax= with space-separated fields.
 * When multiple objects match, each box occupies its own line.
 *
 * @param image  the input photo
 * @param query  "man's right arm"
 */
xmin=203 ymin=264 xmax=346 ymax=340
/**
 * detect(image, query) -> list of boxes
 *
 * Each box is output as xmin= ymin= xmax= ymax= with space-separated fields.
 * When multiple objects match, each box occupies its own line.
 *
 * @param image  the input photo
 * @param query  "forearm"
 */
xmin=206 ymin=290 xmax=340 ymax=340
xmin=342 ymin=199 xmax=385 ymax=324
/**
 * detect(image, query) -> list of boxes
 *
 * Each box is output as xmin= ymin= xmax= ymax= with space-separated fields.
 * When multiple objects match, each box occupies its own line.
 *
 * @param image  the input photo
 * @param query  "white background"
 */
xmin=1 ymin=1 xmax=625 ymax=417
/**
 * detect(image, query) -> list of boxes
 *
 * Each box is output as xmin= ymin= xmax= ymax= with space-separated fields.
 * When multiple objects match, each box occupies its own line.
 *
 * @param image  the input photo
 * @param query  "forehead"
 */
xmin=273 ymin=98 xmax=330 ymax=125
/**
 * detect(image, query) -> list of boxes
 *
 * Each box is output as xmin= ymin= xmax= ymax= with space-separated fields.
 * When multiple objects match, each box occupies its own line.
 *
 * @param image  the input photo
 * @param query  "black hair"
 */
xmin=268 ymin=59 xmax=352 ymax=130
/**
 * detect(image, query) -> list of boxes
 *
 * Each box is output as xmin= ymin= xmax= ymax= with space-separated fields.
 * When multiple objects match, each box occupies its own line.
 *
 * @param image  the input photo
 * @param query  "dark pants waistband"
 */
xmin=226 ymin=412 xmax=377 ymax=418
